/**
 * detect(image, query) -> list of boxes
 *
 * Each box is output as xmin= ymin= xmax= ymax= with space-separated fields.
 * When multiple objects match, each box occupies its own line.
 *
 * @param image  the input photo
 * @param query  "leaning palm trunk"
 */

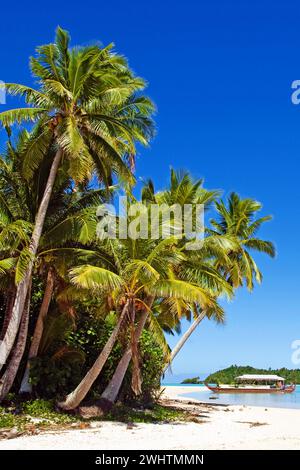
xmin=100 ymin=308 xmax=149 ymax=404
xmin=0 ymin=287 xmax=16 ymax=341
xmin=19 ymin=268 xmax=55 ymax=394
xmin=0 ymin=281 xmax=32 ymax=401
xmin=162 ymin=311 xmax=207 ymax=374
xmin=58 ymin=300 xmax=130 ymax=411
xmin=0 ymin=148 xmax=62 ymax=371
xmin=129 ymin=300 xmax=142 ymax=395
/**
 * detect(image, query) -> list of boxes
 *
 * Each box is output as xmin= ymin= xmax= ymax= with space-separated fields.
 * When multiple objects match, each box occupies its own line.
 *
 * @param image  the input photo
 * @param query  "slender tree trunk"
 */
xmin=0 ymin=281 xmax=32 ymax=401
xmin=162 ymin=311 xmax=207 ymax=374
xmin=58 ymin=300 xmax=130 ymax=411
xmin=0 ymin=287 xmax=16 ymax=341
xmin=0 ymin=148 xmax=62 ymax=371
xmin=19 ymin=268 xmax=55 ymax=394
xmin=101 ymin=296 xmax=154 ymax=404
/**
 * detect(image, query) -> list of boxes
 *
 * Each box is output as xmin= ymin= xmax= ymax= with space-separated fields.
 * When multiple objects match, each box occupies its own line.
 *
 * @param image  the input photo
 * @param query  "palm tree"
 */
xmin=0 ymin=134 xmax=33 ymax=377
xmin=0 ymin=27 xmax=155 ymax=370
xmin=165 ymin=192 xmax=276 ymax=373
xmin=0 ymin=281 xmax=32 ymax=400
xmin=58 ymin=193 xmax=222 ymax=410
xmin=19 ymin=187 xmax=112 ymax=394
xmin=98 ymin=170 xmax=232 ymax=405
xmin=210 ymin=192 xmax=275 ymax=290
xmin=0 ymin=131 xmax=117 ymax=397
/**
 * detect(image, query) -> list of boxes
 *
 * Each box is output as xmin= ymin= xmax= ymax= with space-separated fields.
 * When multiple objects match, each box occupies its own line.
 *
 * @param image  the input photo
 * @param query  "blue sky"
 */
xmin=1 ymin=0 xmax=300 ymax=380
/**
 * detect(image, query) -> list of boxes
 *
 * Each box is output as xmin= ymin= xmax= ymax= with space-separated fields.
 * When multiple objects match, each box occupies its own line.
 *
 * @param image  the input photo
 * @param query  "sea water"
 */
xmin=163 ymin=383 xmax=300 ymax=409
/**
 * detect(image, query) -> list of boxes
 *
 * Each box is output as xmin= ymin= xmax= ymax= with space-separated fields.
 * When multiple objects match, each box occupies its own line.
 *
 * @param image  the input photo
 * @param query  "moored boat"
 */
xmin=205 ymin=374 xmax=296 ymax=394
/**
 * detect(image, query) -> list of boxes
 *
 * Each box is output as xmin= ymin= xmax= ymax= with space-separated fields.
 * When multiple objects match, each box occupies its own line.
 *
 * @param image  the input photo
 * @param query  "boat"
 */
xmin=205 ymin=374 xmax=296 ymax=394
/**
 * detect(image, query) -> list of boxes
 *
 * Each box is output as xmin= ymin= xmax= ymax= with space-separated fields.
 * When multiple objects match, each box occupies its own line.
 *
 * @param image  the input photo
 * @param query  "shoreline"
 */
xmin=162 ymin=384 xmax=208 ymax=399
xmin=0 ymin=386 xmax=300 ymax=449
xmin=163 ymin=384 xmax=300 ymax=410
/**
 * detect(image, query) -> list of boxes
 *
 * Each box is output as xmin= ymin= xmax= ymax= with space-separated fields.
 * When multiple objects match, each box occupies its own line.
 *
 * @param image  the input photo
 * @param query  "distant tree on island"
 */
xmin=181 ymin=376 xmax=202 ymax=384
xmin=205 ymin=365 xmax=300 ymax=384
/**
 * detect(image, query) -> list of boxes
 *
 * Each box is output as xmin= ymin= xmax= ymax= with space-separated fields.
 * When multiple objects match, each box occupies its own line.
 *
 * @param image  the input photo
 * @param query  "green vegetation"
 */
xmin=205 ymin=365 xmax=300 ymax=384
xmin=181 ymin=377 xmax=202 ymax=384
xmin=0 ymin=398 xmax=74 ymax=432
xmin=106 ymin=403 xmax=187 ymax=424
xmin=0 ymin=396 xmax=187 ymax=434
xmin=30 ymin=321 xmax=165 ymax=404
xmin=0 ymin=27 xmax=275 ymax=429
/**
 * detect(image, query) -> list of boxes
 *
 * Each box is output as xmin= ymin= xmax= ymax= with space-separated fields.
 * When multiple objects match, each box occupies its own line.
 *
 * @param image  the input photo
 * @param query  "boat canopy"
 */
xmin=235 ymin=374 xmax=285 ymax=382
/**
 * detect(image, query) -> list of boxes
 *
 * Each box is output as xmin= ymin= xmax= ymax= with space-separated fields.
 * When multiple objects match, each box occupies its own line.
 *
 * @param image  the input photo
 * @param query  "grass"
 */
xmin=0 ymin=398 xmax=76 ymax=434
xmin=0 ymin=396 xmax=190 ymax=437
xmin=0 ymin=407 xmax=29 ymax=430
xmin=106 ymin=403 xmax=187 ymax=423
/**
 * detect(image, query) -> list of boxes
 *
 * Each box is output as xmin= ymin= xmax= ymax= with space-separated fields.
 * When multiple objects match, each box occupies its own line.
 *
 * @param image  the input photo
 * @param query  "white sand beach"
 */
xmin=0 ymin=386 xmax=300 ymax=450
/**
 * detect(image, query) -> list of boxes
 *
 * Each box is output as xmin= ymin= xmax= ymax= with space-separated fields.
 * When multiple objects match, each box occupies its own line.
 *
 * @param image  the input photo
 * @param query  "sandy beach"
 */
xmin=0 ymin=386 xmax=300 ymax=450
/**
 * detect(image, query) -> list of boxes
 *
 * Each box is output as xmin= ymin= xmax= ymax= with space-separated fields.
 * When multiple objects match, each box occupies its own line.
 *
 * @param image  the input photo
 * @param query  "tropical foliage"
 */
xmin=181 ymin=377 xmax=202 ymax=384
xmin=0 ymin=28 xmax=275 ymax=416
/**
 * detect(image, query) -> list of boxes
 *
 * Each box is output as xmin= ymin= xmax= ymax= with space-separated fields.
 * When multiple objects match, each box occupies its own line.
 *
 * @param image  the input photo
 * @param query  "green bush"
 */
xmin=30 ymin=311 xmax=165 ymax=405
xmin=30 ymin=357 xmax=84 ymax=398
xmin=0 ymin=407 xmax=15 ymax=428
xmin=0 ymin=406 xmax=29 ymax=430
xmin=120 ymin=330 xmax=165 ymax=405
xmin=22 ymin=399 xmax=75 ymax=423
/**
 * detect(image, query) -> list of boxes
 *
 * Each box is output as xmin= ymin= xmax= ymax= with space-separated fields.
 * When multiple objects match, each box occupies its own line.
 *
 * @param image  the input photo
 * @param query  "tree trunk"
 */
xmin=101 ymin=296 xmax=154 ymax=404
xmin=0 ymin=148 xmax=62 ymax=371
xmin=162 ymin=311 xmax=206 ymax=374
xmin=0 ymin=287 xmax=16 ymax=341
xmin=0 ymin=281 xmax=32 ymax=401
xmin=19 ymin=268 xmax=55 ymax=394
xmin=58 ymin=300 xmax=130 ymax=411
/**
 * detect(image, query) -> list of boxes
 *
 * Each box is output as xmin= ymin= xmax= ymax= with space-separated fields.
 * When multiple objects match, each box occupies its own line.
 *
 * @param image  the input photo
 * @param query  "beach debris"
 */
xmin=236 ymin=420 xmax=268 ymax=428
xmin=249 ymin=422 xmax=268 ymax=428
xmin=89 ymin=421 xmax=102 ymax=429
xmin=70 ymin=421 xmax=81 ymax=428
xmin=79 ymin=422 xmax=90 ymax=429
xmin=0 ymin=427 xmax=23 ymax=439
xmin=78 ymin=405 xmax=104 ymax=419
xmin=126 ymin=422 xmax=137 ymax=430
xmin=186 ymin=416 xmax=203 ymax=424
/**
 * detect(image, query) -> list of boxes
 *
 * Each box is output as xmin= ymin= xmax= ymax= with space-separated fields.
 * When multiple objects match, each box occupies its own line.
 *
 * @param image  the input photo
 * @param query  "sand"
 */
xmin=0 ymin=385 xmax=300 ymax=450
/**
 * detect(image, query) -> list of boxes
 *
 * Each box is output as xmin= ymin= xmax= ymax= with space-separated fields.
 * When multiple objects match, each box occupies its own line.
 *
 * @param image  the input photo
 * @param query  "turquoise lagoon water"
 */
xmin=163 ymin=384 xmax=300 ymax=409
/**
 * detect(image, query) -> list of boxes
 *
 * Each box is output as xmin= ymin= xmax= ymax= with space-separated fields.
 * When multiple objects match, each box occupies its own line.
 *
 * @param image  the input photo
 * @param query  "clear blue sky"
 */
xmin=1 ymin=0 xmax=300 ymax=380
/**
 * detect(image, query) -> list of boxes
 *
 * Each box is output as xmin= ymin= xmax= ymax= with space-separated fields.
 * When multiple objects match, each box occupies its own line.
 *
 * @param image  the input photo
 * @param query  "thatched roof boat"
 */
xmin=206 ymin=374 xmax=296 ymax=394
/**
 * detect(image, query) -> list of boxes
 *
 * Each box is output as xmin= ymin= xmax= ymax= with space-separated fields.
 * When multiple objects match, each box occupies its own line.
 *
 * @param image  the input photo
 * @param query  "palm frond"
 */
xmin=69 ymin=264 xmax=123 ymax=291
xmin=0 ymin=108 xmax=46 ymax=127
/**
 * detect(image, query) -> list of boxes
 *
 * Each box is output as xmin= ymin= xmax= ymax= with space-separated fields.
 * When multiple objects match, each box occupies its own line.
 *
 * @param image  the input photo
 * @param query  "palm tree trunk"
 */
xmin=101 ymin=296 xmax=154 ymax=404
xmin=19 ymin=268 xmax=55 ymax=394
xmin=0 ymin=148 xmax=62 ymax=371
xmin=58 ymin=300 xmax=130 ymax=411
xmin=0 ymin=281 xmax=32 ymax=401
xmin=162 ymin=311 xmax=206 ymax=374
xmin=0 ymin=287 xmax=16 ymax=341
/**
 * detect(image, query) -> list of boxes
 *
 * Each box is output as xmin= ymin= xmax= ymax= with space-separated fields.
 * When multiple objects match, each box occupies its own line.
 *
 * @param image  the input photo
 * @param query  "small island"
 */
xmin=205 ymin=365 xmax=300 ymax=384
xmin=181 ymin=376 xmax=202 ymax=384
xmin=181 ymin=366 xmax=300 ymax=385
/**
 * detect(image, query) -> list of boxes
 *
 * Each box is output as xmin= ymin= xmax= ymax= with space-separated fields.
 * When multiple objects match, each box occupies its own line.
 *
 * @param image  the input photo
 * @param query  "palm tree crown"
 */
xmin=0 ymin=26 xmax=155 ymax=186
xmin=210 ymin=192 xmax=275 ymax=290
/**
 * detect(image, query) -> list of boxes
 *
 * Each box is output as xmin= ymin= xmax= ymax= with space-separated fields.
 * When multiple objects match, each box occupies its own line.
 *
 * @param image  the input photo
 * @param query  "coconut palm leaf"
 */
xmin=69 ymin=265 xmax=123 ymax=291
